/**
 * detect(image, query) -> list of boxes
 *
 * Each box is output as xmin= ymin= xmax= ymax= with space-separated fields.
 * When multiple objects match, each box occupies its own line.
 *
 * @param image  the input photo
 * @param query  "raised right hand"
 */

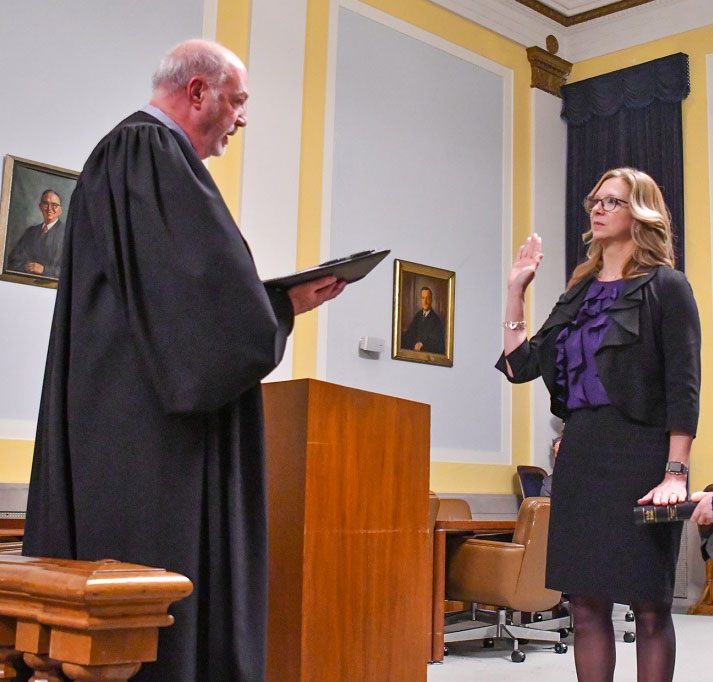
xmin=508 ymin=234 xmax=543 ymax=294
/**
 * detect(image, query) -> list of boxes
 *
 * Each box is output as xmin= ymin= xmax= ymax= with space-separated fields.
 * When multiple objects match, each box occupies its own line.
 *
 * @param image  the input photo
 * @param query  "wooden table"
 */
xmin=0 ymin=517 xmax=24 ymax=537
xmin=431 ymin=519 xmax=516 ymax=663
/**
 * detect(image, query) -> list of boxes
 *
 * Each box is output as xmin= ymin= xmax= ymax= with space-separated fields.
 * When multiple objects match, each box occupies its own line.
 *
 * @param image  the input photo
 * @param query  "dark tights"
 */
xmin=630 ymin=599 xmax=676 ymax=682
xmin=570 ymin=595 xmax=615 ymax=682
xmin=570 ymin=595 xmax=675 ymax=682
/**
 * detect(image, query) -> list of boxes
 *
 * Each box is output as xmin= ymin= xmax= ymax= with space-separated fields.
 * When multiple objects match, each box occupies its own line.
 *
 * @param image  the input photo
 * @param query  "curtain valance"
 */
xmin=562 ymin=53 xmax=689 ymax=125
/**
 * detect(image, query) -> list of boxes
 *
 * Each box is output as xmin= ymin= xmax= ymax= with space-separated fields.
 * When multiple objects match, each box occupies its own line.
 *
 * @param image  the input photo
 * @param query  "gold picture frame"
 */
xmin=392 ymin=258 xmax=455 ymax=367
xmin=0 ymin=155 xmax=79 ymax=288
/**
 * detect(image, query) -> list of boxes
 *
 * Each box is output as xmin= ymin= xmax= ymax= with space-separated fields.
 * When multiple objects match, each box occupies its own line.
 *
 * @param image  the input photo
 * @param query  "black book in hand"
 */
xmin=633 ymin=502 xmax=697 ymax=524
xmin=263 ymin=249 xmax=390 ymax=289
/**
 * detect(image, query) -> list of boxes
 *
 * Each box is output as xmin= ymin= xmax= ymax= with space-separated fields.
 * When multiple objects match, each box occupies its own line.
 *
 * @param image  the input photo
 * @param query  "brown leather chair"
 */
xmin=443 ymin=497 xmax=569 ymax=662
xmin=436 ymin=497 xmax=472 ymax=521
xmin=428 ymin=491 xmax=440 ymax=531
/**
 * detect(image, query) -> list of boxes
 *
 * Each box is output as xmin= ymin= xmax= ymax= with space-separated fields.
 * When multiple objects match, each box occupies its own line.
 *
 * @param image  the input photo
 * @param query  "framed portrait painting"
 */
xmin=0 ymin=155 xmax=79 ymax=288
xmin=392 ymin=259 xmax=455 ymax=367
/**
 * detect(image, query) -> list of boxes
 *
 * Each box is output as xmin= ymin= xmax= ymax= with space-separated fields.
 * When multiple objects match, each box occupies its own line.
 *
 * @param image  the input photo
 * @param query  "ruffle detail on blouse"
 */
xmin=555 ymin=280 xmax=620 ymax=408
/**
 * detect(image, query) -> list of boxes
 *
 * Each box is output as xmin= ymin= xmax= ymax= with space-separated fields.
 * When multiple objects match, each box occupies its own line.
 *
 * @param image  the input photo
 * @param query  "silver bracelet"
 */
xmin=503 ymin=320 xmax=526 ymax=330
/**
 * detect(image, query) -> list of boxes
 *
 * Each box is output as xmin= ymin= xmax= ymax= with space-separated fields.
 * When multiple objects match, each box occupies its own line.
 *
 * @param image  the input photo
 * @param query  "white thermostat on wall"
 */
xmin=359 ymin=336 xmax=385 ymax=354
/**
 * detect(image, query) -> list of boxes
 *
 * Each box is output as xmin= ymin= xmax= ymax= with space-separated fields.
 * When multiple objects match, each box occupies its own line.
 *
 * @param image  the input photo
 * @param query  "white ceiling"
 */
xmin=429 ymin=0 xmax=713 ymax=62
xmin=536 ymin=0 xmax=637 ymax=16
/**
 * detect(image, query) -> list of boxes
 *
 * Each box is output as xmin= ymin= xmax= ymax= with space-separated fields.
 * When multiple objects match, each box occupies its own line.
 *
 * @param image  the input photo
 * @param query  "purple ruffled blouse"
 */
xmin=555 ymin=279 xmax=621 ymax=410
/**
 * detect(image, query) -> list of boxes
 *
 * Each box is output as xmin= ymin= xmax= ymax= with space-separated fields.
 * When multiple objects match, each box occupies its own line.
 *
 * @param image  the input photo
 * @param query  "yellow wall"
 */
xmin=6 ymin=7 xmax=711 ymax=496
xmin=569 ymin=27 xmax=713 ymax=491
xmin=207 ymin=0 xmax=252 ymax=220
xmin=0 ymin=440 xmax=34 ymax=483
xmin=285 ymin=9 xmax=713 ymax=493
xmin=289 ymin=0 xmax=535 ymax=493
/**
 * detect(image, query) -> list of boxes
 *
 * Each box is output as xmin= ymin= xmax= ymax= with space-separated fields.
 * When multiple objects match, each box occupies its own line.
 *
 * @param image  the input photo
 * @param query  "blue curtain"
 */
xmin=561 ymin=53 xmax=690 ymax=279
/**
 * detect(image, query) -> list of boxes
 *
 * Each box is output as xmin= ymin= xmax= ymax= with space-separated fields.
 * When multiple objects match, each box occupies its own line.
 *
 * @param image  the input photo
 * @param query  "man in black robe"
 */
xmin=7 ymin=189 xmax=65 ymax=278
xmin=22 ymin=39 xmax=344 ymax=681
xmin=401 ymin=286 xmax=446 ymax=353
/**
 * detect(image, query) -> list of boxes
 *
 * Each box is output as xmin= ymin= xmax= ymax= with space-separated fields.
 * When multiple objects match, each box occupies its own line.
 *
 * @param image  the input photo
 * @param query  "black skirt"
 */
xmin=546 ymin=405 xmax=682 ymax=604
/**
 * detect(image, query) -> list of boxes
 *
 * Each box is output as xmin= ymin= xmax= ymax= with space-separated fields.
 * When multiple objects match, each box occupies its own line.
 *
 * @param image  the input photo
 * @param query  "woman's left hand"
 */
xmin=637 ymin=474 xmax=689 ymax=506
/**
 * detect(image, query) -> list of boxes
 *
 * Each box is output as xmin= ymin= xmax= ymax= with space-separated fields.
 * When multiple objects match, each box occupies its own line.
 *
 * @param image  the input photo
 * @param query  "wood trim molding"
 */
xmin=526 ymin=45 xmax=572 ymax=97
xmin=516 ymin=0 xmax=656 ymax=26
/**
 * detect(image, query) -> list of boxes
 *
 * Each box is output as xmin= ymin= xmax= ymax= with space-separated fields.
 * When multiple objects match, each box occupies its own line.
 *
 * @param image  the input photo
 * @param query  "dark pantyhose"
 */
xmin=570 ymin=594 xmax=675 ymax=682
xmin=570 ymin=595 xmax=615 ymax=682
xmin=630 ymin=599 xmax=676 ymax=682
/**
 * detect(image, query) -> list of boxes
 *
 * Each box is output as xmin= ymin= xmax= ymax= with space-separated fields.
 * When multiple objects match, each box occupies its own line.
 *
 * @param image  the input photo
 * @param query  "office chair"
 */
xmin=429 ymin=491 xmax=440 ymax=531
xmin=436 ymin=497 xmax=472 ymax=521
xmin=516 ymin=465 xmax=548 ymax=499
xmin=443 ymin=497 xmax=570 ymax=662
xmin=516 ymin=468 xmax=636 ymax=642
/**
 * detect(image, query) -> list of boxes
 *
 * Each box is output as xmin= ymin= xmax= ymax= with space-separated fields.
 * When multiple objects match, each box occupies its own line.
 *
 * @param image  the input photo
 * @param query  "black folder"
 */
xmin=263 ymin=249 xmax=390 ymax=289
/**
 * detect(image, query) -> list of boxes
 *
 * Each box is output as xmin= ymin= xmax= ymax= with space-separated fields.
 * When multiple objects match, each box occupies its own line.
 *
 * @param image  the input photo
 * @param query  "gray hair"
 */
xmin=152 ymin=39 xmax=232 ymax=93
xmin=40 ymin=189 xmax=62 ymax=205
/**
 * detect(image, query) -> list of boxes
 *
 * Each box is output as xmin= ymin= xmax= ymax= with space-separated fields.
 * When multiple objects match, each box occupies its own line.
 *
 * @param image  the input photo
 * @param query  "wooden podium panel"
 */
xmin=263 ymin=379 xmax=430 ymax=682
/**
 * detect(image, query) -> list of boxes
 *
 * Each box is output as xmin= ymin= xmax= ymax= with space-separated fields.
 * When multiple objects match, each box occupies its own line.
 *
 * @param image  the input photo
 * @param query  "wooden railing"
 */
xmin=0 ymin=555 xmax=192 ymax=680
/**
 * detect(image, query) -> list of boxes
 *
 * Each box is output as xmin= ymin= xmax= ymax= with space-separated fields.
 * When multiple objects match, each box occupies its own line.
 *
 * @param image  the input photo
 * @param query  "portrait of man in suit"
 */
xmin=392 ymin=259 xmax=454 ymax=367
xmin=401 ymin=285 xmax=446 ymax=354
xmin=1 ymin=156 xmax=78 ymax=287
xmin=6 ymin=189 xmax=66 ymax=278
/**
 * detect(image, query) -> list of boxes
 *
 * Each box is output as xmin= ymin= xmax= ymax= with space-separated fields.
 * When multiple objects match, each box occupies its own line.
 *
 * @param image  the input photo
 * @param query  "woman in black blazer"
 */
xmin=497 ymin=168 xmax=700 ymax=682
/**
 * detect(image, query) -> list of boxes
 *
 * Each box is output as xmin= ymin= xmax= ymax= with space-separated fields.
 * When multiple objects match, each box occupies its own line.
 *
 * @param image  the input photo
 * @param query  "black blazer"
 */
xmin=496 ymin=266 xmax=701 ymax=436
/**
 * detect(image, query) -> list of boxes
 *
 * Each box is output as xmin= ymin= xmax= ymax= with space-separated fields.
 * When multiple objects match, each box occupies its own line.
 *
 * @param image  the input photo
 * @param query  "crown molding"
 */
xmin=428 ymin=0 xmax=713 ymax=62
xmin=538 ymin=0 xmax=645 ymax=14
xmin=429 ymin=0 xmax=566 ymax=53
xmin=516 ymin=0 xmax=655 ymax=26
xmin=563 ymin=0 xmax=713 ymax=62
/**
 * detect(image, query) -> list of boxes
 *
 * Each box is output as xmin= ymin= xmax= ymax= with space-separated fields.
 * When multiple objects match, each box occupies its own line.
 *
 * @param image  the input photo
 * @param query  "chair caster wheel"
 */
xmin=559 ymin=628 xmax=570 ymax=639
xmin=533 ymin=612 xmax=543 ymax=622
xmin=624 ymin=631 xmax=636 ymax=643
xmin=625 ymin=611 xmax=635 ymax=622
xmin=483 ymin=638 xmax=495 ymax=648
xmin=511 ymin=650 xmax=526 ymax=663
xmin=443 ymin=645 xmax=449 ymax=656
xmin=554 ymin=642 xmax=568 ymax=654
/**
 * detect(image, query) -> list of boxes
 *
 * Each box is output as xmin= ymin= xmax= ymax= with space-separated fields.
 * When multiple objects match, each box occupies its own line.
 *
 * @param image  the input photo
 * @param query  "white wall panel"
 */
xmin=320 ymin=1 xmax=513 ymax=464
xmin=241 ymin=0 xmax=309 ymax=381
xmin=531 ymin=89 xmax=568 ymax=471
xmin=0 ymin=0 xmax=205 ymax=436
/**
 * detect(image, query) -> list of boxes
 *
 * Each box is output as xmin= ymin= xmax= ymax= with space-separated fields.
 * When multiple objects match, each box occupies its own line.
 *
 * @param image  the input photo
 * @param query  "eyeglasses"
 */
xmin=40 ymin=201 xmax=61 ymax=210
xmin=583 ymin=196 xmax=629 ymax=214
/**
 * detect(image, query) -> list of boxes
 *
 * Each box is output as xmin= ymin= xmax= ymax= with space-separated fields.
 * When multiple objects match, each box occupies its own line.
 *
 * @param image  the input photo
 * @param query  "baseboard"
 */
xmin=0 ymin=484 xmax=28 ymax=513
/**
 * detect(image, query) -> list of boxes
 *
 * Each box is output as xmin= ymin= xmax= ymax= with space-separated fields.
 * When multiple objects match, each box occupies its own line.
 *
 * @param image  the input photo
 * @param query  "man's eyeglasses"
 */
xmin=40 ymin=201 xmax=61 ymax=210
xmin=583 ymin=196 xmax=629 ymax=214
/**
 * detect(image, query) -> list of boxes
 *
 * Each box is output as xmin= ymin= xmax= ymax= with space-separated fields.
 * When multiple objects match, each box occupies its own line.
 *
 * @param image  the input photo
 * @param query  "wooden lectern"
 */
xmin=263 ymin=379 xmax=430 ymax=682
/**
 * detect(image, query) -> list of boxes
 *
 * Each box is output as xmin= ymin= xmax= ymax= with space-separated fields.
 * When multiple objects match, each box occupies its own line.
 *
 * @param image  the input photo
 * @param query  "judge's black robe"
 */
xmin=22 ymin=111 xmax=294 ymax=681
xmin=7 ymin=219 xmax=65 ymax=278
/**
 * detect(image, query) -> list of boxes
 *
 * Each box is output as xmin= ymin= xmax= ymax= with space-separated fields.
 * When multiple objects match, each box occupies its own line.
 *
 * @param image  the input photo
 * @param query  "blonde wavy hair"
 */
xmin=567 ymin=167 xmax=675 ymax=290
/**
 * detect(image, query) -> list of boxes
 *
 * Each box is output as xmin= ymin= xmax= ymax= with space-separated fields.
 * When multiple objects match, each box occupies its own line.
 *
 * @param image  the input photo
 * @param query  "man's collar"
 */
xmin=141 ymin=104 xmax=191 ymax=146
